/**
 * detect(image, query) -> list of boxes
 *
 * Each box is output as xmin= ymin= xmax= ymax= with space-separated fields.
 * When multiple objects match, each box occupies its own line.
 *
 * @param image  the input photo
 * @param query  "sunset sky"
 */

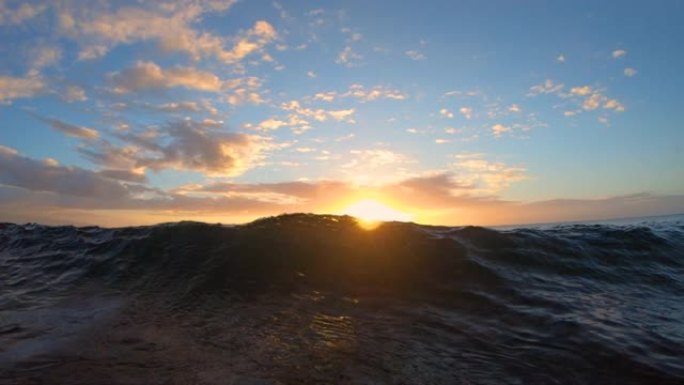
xmin=1 ymin=0 xmax=683 ymax=226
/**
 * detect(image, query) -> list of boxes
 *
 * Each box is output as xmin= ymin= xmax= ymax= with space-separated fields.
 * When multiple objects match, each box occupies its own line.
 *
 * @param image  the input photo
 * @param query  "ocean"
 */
xmin=1 ymin=213 xmax=683 ymax=384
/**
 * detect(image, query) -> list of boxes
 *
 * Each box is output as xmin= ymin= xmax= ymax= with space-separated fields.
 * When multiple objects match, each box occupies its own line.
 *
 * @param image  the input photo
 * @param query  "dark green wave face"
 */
xmin=1 ymin=214 xmax=684 ymax=384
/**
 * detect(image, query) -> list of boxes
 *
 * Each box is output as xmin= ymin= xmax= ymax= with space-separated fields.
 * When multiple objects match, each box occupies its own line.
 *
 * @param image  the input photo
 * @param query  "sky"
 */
xmin=0 ymin=0 xmax=683 ymax=227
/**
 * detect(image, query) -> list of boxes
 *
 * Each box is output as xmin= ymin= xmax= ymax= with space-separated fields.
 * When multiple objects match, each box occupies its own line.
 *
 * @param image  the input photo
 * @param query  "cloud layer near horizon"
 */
xmin=1 ymin=143 xmax=682 ymax=227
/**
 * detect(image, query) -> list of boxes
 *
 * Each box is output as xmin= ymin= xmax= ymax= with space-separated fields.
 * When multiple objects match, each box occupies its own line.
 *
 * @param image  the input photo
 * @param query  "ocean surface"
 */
xmin=1 ymin=214 xmax=683 ymax=384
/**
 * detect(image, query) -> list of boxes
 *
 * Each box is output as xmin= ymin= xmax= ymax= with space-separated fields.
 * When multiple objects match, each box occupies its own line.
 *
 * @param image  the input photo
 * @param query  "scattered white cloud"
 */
xmin=508 ymin=104 xmax=521 ymax=113
xmin=579 ymin=92 xmax=625 ymax=112
xmin=40 ymin=117 xmax=99 ymax=140
xmin=563 ymin=86 xmax=626 ymax=114
xmin=451 ymin=153 xmax=527 ymax=193
xmin=60 ymin=2 xmax=276 ymax=66
xmin=256 ymin=118 xmax=289 ymax=131
xmin=557 ymin=54 xmax=566 ymax=63
xmin=443 ymin=90 xmax=481 ymax=98
xmin=336 ymin=46 xmax=362 ymax=67
xmin=307 ymin=71 xmax=317 ymax=78
xmin=83 ymin=120 xmax=269 ymax=177
xmin=0 ymin=75 xmax=45 ymax=103
xmin=154 ymin=101 xmax=201 ymax=113
xmin=624 ymin=67 xmax=637 ymax=77
xmin=280 ymin=100 xmax=356 ymax=123
xmin=491 ymin=123 xmax=511 ymax=138
xmin=0 ymin=2 xmax=46 ymax=26
xmin=459 ymin=107 xmax=473 ymax=119
xmin=313 ymin=84 xmax=406 ymax=103
xmin=29 ymin=45 xmax=62 ymax=71
xmin=603 ymin=99 xmax=625 ymax=112
xmin=328 ymin=109 xmax=355 ymax=121
xmin=405 ymin=50 xmax=426 ymax=61
xmin=582 ymin=93 xmax=602 ymax=111
xmin=612 ymin=49 xmax=627 ymax=58
xmin=529 ymin=79 xmax=564 ymax=96
xmin=0 ymin=145 xmax=134 ymax=200
xmin=440 ymin=108 xmax=454 ymax=119
xmin=343 ymin=84 xmax=406 ymax=101
xmin=570 ymin=86 xmax=593 ymax=96
xmin=109 ymin=61 xmax=224 ymax=93
xmin=63 ymin=85 xmax=87 ymax=102
xmin=295 ymin=147 xmax=316 ymax=153
xmin=344 ymin=149 xmax=410 ymax=170
xmin=77 ymin=45 xmax=108 ymax=61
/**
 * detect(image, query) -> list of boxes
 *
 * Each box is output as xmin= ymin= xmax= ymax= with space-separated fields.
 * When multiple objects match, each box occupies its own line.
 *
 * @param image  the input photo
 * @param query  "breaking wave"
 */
xmin=1 ymin=214 xmax=683 ymax=384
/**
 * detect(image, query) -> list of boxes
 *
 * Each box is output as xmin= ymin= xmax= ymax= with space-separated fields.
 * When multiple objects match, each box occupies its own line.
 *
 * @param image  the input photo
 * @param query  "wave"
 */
xmin=1 ymin=214 xmax=683 ymax=384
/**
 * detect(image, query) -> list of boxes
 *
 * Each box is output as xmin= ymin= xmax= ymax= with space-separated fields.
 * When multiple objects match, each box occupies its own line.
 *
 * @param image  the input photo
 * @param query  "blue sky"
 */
xmin=0 ymin=0 xmax=683 ymax=226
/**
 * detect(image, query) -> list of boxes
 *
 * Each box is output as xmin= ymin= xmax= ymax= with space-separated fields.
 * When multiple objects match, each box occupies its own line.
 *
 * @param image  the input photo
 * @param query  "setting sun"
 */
xmin=341 ymin=199 xmax=413 ymax=229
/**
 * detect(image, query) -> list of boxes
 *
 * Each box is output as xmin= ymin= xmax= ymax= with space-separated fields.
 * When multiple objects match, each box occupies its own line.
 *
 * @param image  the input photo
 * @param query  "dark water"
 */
xmin=1 ymin=214 xmax=683 ymax=384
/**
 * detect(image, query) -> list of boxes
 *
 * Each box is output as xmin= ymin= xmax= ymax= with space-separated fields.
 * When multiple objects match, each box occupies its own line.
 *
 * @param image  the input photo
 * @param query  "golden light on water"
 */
xmin=341 ymin=199 xmax=413 ymax=230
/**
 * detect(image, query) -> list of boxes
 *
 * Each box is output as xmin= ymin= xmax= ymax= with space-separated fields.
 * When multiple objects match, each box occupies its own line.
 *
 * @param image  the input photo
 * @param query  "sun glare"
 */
xmin=341 ymin=199 xmax=413 ymax=230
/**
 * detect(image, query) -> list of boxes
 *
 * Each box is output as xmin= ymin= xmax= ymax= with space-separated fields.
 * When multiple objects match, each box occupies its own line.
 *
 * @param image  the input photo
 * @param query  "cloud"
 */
xmin=328 ymin=109 xmax=355 ymax=121
xmin=405 ymin=50 xmax=426 ymax=61
xmin=216 ymin=21 xmax=278 ymax=63
xmin=336 ymin=46 xmax=362 ymax=67
xmin=440 ymin=108 xmax=454 ymax=119
xmin=491 ymin=123 xmax=511 ymax=138
xmin=151 ymin=101 xmax=202 ymax=113
xmin=39 ymin=117 xmax=99 ymax=140
xmin=313 ymin=84 xmax=407 ymax=103
xmin=280 ymin=100 xmax=356 ymax=125
xmin=97 ymin=169 xmax=147 ymax=183
xmin=344 ymin=149 xmax=410 ymax=170
xmin=307 ymin=71 xmax=317 ymax=78
xmin=59 ymin=2 xmax=276 ymax=65
xmin=443 ymin=90 xmax=481 ymax=98
xmin=624 ymin=68 xmax=637 ymax=77
xmin=0 ymin=145 xmax=133 ymax=200
xmin=29 ymin=45 xmax=62 ymax=71
xmin=582 ymin=93 xmax=601 ymax=110
xmin=0 ymin=2 xmax=46 ymax=25
xmin=109 ymin=61 xmax=224 ymax=93
xmin=561 ymin=85 xmax=626 ymax=114
xmin=557 ymin=54 xmax=566 ymax=63
xmin=459 ymin=107 xmax=473 ymax=119
xmin=612 ymin=49 xmax=627 ymax=58
xmin=508 ymin=104 xmax=521 ymax=113
xmin=84 ymin=120 xmax=268 ymax=177
xmin=451 ymin=153 xmax=527 ymax=193
xmin=570 ymin=85 xmax=593 ymax=96
xmin=1 ymin=148 xmax=680 ymax=228
xmin=603 ymin=99 xmax=625 ymax=112
xmin=0 ymin=75 xmax=45 ymax=103
xmin=62 ymin=85 xmax=87 ymax=102
xmin=579 ymin=92 xmax=625 ymax=112
xmin=528 ymin=79 xmax=564 ymax=96
xmin=77 ymin=45 xmax=108 ymax=61
xmin=343 ymin=84 xmax=406 ymax=101
xmin=256 ymin=118 xmax=289 ymax=131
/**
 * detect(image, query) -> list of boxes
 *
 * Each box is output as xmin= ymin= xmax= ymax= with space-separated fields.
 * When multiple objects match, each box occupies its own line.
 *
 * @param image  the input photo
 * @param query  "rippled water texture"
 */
xmin=1 ymin=214 xmax=683 ymax=384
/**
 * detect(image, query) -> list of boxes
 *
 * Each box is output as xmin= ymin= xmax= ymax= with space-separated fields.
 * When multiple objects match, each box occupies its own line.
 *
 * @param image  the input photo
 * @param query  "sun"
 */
xmin=341 ymin=199 xmax=413 ymax=230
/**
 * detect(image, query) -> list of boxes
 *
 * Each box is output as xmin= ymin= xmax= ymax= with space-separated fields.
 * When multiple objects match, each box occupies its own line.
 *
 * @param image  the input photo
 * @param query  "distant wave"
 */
xmin=1 ymin=214 xmax=683 ymax=384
